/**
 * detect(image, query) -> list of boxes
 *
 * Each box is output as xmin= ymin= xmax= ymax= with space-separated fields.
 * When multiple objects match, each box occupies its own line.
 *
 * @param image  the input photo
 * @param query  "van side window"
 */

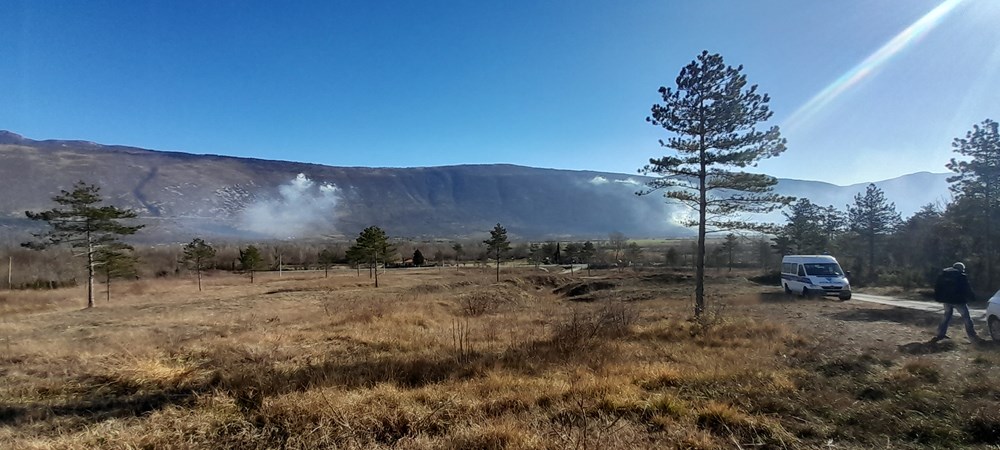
xmin=798 ymin=265 xmax=806 ymax=276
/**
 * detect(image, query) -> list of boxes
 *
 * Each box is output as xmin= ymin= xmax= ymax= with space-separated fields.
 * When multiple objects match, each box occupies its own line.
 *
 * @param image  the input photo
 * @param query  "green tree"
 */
xmin=773 ymin=199 xmax=839 ymax=255
xmin=22 ymin=181 xmax=144 ymax=308
xmin=888 ymin=204 xmax=951 ymax=286
xmin=239 ymin=245 xmax=263 ymax=283
xmin=946 ymin=118 xmax=1000 ymax=288
xmin=847 ymin=183 xmax=902 ymax=282
xmin=348 ymin=226 xmax=392 ymax=287
xmin=412 ymin=249 xmax=425 ymax=266
xmin=181 ymin=238 xmax=216 ymax=291
xmin=95 ymin=242 xmax=138 ymax=303
xmin=639 ymin=51 xmax=791 ymax=317
xmin=452 ymin=243 xmax=464 ymax=266
xmin=318 ymin=248 xmax=338 ymax=278
xmin=483 ymin=223 xmax=511 ymax=282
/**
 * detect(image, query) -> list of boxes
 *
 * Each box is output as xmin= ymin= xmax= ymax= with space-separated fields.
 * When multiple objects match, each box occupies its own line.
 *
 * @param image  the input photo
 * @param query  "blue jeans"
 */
xmin=936 ymin=303 xmax=978 ymax=340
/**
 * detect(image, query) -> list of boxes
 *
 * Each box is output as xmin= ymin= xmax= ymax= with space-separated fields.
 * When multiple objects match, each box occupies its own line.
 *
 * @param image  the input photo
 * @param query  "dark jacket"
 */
xmin=934 ymin=267 xmax=975 ymax=304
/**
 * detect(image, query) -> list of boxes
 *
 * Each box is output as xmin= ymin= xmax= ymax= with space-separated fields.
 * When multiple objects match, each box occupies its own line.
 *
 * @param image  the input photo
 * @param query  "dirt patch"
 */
xmin=521 ymin=274 xmax=574 ymax=288
xmin=553 ymin=280 xmax=618 ymax=300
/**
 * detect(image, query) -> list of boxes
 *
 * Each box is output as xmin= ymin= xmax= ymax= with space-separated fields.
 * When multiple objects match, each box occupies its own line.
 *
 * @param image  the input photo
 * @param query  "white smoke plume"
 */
xmin=239 ymin=173 xmax=341 ymax=238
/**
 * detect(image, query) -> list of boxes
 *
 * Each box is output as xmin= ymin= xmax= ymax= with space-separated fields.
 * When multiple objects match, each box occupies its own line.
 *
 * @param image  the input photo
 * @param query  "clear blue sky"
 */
xmin=2 ymin=0 xmax=998 ymax=186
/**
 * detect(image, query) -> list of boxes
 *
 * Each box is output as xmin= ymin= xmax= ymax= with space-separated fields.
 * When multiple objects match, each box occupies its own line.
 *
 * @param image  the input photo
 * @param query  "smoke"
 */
xmin=239 ymin=173 xmax=341 ymax=238
xmin=589 ymin=176 xmax=641 ymax=186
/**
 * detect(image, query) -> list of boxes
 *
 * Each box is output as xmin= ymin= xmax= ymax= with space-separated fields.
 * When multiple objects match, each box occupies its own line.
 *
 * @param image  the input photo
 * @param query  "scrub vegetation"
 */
xmin=2 ymin=268 xmax=998 ymax=449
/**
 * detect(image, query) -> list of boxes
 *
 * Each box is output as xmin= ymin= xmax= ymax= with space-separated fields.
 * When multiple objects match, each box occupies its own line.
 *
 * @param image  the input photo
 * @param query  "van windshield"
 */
xmin=803 ymin=263 xmax=844 ymax=277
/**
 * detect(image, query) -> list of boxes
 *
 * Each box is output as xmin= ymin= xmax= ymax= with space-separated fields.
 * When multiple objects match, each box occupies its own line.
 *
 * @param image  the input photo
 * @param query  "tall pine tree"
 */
xmin=847 ymin=184 xmax=901 ymax=282
xmin=946 ymin=118 xmax=1000 ymax=288
xmin=23 ymin=181 xmax=143 ymax=308
xmin=639 ymin=51 xmax=791 ymax=317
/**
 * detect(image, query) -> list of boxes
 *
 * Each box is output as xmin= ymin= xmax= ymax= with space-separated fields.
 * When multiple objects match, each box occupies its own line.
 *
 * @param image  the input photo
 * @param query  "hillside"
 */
xmin=0 ymin=130 xmax=951 ymax=242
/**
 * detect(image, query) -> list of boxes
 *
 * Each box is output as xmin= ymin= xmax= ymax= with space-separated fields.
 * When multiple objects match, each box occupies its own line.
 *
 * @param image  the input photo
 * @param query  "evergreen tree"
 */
xmin=347 ymin=226 xmax=392 ymax=287
xmin=946 ymin=118 xmax=1000 ymax=288
xmin=181 ymin=238 xmax=216 ymax=291
xmin=889 ymin=204 xmax=950 ymax=285
xmin=773 ymin=199 xmax=835 ymax=254
xmin=847 ymin=184 xmax=902 ymax=282
xmin=452 ymin=243 xmax=464 ymax=266
xmin=239 ymin=245 xmax=263 ymax=283
xmin=317 ymin=248 xmax=338 ymax=277
xmin=483 ymin=223 xmax=511 ymax=282
xmin=638 ymin=51 xmax=791 ymax=317
xmin=95 ymin=242 xmax=138 ymax=303
xmin=412 ymin=249 xmax=425 ymax=266
xmin=22 ymin=181 xmax=144 ymax=308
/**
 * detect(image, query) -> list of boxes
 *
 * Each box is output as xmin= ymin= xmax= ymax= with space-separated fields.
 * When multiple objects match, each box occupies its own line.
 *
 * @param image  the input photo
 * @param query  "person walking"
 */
xmin=932 ymin=262 xmax=983 ymax=344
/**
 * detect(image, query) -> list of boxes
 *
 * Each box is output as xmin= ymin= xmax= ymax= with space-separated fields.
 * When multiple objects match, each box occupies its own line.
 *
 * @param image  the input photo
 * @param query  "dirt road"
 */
xmin=852 ymin=292 xmax=987 ymax=320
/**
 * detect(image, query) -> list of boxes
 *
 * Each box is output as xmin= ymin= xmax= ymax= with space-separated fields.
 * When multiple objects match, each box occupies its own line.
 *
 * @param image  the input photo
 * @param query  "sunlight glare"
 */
xmin=782 ymin=0 xmax=966 ymax=133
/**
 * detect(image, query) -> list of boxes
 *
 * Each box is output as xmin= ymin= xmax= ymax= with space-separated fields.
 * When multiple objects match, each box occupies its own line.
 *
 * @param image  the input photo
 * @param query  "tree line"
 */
xmin=770 ymin=119 xmax=1000 ymax=295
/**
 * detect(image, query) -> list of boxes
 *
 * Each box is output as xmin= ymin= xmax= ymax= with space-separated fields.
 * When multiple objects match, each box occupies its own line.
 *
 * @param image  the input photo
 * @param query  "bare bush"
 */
xmin=550 ymin=302 xmax=639 ymax=353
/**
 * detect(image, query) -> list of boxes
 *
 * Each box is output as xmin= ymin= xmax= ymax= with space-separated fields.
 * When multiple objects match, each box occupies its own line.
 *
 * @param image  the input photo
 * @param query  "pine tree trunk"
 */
xmin=106 ymin=270 xmax=111 ymax=303
xmin=694 ymin=130 xmax=707 ymax=318
xmin=197 ymin=268 xmax=202 ymax=291
xmin=86 ymin=231 xmax=94 ymax=309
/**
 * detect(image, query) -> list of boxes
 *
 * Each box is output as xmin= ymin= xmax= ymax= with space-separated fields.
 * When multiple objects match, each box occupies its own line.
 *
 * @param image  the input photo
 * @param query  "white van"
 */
xmin=780 ymin=255 xmax=851 ymax=300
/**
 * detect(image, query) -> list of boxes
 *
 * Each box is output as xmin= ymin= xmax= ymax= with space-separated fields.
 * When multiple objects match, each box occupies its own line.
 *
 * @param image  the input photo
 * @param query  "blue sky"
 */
xmin=2 ymin=0 xmax=998 ymax=186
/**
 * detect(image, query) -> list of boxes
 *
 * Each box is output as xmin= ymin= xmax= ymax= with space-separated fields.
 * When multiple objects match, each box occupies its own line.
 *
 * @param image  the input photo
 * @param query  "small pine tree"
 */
xmin=181 ymin=238 xmax=216 ymax=291
xmin=412 ymin=249 xmax=425 ymax=266
xmin=483 ymin=223 xmax=511 ymax=282
xmin=239 ymin=245 xmax=263 ymax=283
xmin=95 ymin=242 xmax=138 ymax=303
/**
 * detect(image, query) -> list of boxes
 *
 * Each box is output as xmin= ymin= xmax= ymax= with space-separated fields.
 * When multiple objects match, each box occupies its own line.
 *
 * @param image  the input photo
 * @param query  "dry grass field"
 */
xmin=2 ymin=267 xmax=1000 ymax=449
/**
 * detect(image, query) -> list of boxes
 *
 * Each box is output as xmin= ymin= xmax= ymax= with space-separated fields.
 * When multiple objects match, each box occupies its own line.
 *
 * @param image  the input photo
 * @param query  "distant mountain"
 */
xmin=0 ymin=130 xmax=951 ymax=243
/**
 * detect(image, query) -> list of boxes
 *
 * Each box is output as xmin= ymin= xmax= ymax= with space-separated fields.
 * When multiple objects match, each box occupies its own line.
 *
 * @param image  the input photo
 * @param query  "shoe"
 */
xmin=930 ymin=335 xmax=950 ymax=343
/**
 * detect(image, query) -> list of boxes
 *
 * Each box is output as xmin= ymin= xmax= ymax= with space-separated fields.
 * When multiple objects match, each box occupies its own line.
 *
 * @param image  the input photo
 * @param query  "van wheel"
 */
xmin=801 ymin=287 xmax=809 ymax=297
xmin=839 ymin=292 xmax=852 ymax=301
xmin=784 ymin=284 xmax=792 ymax=295
xmin=989 ymin=317 xmax=1000 ymax=341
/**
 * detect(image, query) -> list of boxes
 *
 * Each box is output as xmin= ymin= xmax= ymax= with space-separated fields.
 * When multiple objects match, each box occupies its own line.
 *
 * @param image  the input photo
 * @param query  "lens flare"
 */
xmin=782 ymin=0 xmax=966 ymax=133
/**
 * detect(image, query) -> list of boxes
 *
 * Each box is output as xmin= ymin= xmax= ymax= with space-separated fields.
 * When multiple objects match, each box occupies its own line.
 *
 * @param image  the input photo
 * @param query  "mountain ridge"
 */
xmin=0 ymin=130 xmax=951 ymax=243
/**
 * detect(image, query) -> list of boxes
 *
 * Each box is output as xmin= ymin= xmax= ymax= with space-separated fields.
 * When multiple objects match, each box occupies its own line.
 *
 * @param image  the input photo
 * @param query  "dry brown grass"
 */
xmin=1 ymin=267 xmax=998 ymax=449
